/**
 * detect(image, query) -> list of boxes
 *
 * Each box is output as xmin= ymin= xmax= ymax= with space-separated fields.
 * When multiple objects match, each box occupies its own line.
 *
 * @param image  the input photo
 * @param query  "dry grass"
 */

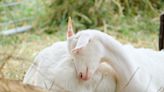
xmin=0 ymin=32 xmax=61 ymax=80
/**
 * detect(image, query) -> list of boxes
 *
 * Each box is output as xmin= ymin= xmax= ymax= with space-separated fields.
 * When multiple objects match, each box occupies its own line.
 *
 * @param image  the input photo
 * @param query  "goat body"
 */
xmin=68 ymin=29 xmax=164 ymax=92
xmin=23 ymin=41 xmax=116 ymax=92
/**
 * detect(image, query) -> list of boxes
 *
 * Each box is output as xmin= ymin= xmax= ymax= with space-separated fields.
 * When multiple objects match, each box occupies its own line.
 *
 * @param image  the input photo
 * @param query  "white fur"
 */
xmin=23 ymin=41 xmax=116 ymax=92
xmin=68 ymin=29 xmax=164 ymax=92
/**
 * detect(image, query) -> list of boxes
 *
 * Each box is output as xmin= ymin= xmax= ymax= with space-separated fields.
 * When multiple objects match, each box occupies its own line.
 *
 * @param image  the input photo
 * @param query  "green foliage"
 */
xmin=39 ymin=0 xmax=164 ymax=34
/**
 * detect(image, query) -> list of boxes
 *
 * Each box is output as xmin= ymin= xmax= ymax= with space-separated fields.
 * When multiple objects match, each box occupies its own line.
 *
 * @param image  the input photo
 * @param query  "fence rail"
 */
xmin=0 ymin=0 xmax=38 ymax=35
xmin=0 ymin=2 xmax=23 ymax=7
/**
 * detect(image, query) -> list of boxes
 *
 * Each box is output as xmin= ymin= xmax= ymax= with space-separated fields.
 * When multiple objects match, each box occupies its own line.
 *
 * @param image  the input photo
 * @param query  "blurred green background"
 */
xmin=0 ymin=0 xmax=164 ymax=80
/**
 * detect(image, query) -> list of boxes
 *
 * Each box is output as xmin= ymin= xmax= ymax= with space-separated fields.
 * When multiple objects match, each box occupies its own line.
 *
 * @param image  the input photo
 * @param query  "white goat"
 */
xmin=67 ymin=28 xmax=164 ymax=92
xmin=23 ymin=41 xmax=116 ymax=92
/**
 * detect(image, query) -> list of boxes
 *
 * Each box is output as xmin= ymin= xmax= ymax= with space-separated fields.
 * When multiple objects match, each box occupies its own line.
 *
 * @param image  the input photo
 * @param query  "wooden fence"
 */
xmin=0 ymin=0 xmax=40 ymax=35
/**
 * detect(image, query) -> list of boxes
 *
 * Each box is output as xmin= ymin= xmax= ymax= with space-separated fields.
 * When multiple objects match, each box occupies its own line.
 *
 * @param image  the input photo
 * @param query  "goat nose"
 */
xmin=79 ymin=72 xmax=88 ymax=80
xmin=80 ymin=72 xmax=83 ymax=78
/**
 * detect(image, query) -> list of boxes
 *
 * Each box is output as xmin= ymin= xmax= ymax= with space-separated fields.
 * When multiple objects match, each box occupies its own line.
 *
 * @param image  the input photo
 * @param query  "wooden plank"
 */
xmin=159 ymin=13 xmax=164 ymax=50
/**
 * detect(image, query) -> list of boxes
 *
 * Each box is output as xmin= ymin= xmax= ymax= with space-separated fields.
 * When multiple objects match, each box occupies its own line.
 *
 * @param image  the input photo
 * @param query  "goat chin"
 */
xmin=23 ymin=41 xmax=116 ymax=92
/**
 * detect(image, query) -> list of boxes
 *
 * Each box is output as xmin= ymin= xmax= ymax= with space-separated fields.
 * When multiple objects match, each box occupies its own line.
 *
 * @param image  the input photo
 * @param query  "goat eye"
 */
xmin=89 ymin=39 xmax=91 ymax=43
xmin=71 ymin=59 xmax=75 ymax=62
xmin=73 ymin=38 xmax=77 ymax=42
xmin=75 ymin=36 xmax=79 ymax=40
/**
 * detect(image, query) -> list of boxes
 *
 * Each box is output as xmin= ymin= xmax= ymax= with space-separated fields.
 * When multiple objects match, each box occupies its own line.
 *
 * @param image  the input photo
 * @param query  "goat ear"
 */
xmin=67 ymin=17 xmax=74 ymax=39
xmin=72 ymin=35 xmax=91 ymax=54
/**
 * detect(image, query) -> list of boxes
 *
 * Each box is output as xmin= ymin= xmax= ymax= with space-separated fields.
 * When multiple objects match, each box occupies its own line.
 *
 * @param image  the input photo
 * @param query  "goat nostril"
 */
xmin=80 ymin=72 xmax=83 ymax=78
